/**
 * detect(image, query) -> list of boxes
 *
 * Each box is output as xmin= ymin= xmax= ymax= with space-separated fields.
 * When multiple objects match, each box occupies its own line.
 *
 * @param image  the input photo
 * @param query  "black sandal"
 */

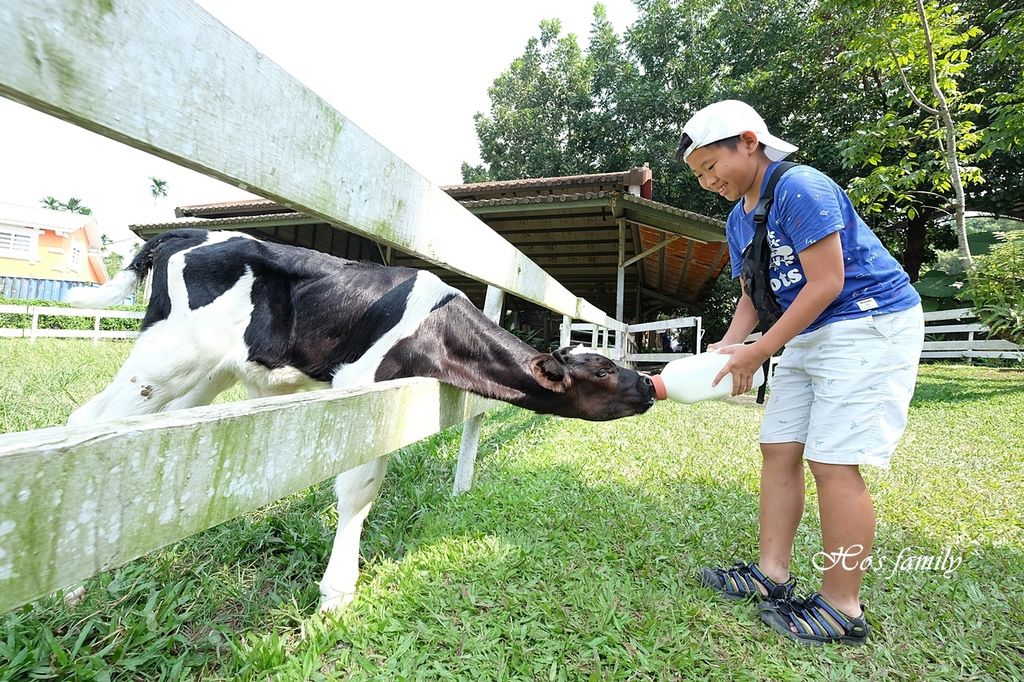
xmin=759 ymin=592 xmax=870 ymax=645
xmin=699 ymin=561 xmax=797 ymax=601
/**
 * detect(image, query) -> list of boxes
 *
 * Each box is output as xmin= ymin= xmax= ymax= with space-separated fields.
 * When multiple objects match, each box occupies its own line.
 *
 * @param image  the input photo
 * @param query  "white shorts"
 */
xmin=760 ymin=305 xmax=924 ymax=468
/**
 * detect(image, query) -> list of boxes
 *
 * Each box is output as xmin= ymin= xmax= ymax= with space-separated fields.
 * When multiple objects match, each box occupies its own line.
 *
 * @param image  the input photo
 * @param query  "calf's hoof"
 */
xmin=63 ymin=585 xmax=87 ymax=606
xmin=319 ymin=590 xmax=355 ymax=613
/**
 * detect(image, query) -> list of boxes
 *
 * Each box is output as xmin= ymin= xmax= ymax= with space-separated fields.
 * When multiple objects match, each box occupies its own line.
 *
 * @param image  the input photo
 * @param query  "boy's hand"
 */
xmin=712 ymin=343 xmax=770 ymax=396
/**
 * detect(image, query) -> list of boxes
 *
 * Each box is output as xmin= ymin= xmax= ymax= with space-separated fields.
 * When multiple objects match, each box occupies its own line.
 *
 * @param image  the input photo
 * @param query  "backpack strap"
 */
xmin=753 ymin=161 xmax=799 ymax=226
xmin=750 ymin=161 xmax=798 ymax=404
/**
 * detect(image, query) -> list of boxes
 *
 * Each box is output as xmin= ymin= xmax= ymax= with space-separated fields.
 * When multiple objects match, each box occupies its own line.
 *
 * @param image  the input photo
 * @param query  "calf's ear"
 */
xmin=529 ymin=354 xmax=568 ymax=393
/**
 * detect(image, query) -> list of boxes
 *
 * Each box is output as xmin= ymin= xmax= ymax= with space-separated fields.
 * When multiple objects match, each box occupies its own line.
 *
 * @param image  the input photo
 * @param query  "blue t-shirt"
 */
xmin=727 ymin=162 xmax=920 ymax=333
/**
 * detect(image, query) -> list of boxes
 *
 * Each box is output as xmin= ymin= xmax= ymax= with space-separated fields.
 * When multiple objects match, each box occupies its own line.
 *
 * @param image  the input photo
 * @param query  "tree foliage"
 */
xmin=39 ymin=196 xmax=92 ymax=215
xmin=466 ymin=0 xmax=1022 ymax=313
xmin=149 ymin=176 xmax=168 ymax=200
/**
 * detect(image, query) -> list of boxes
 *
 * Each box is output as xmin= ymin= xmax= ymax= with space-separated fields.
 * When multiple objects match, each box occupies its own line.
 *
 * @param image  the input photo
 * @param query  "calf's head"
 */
xmin=529 ymin=346 xmax=656 ymax=421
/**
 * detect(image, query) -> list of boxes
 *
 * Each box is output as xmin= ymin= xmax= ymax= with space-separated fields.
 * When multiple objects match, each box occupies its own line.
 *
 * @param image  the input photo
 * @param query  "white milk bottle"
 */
xmin=649 ymin=346 xmax=765 ymax=403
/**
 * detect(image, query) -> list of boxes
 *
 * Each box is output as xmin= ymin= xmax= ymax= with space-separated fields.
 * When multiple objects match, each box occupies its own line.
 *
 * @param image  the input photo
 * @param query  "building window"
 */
xmin=71 ymin=244 xmax=83 ymax=270
xmin=0 ymin=227 xmax=37 ymax=260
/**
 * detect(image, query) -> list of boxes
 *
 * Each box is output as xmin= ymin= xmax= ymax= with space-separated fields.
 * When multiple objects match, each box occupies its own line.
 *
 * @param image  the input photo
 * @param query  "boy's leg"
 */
xmin=758 ymin=441 xmax=806 ymax=587
xmin=757 ymin=341 xmax=814 ymax=590
xmin=808 ymin=461 xmax=873 ymax=618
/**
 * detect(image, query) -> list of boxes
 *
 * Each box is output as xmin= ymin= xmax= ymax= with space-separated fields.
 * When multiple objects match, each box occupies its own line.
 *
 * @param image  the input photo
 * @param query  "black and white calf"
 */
xmin=68 ymin=229 xmax=655 ymax=610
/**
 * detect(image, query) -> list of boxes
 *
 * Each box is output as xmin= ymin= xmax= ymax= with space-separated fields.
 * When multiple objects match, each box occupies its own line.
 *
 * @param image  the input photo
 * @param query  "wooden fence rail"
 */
xmin=0 ymin=0 xmax=628 ymax=614
xmin=0 ymin=380 xmax=500 ymax=613
xmin=923 ymin=308 xmax=1023 ymax=360
xmin=0 ymin=304 xmax=144 ymax=343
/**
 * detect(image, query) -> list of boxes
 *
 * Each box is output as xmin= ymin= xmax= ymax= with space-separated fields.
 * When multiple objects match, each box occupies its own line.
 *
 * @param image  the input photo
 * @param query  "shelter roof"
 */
xmin=134 ymin=169 xmax=729 ymax=319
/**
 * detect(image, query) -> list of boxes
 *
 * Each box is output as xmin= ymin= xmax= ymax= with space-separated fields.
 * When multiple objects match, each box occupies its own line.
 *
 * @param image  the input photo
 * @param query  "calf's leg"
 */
xmin=68 ymin=326 xmax=233 ymax=426
xmin=64 ymin=328 xmax=233 ymax=605
xmin=319 ymin=456 xmax=390 ymax=612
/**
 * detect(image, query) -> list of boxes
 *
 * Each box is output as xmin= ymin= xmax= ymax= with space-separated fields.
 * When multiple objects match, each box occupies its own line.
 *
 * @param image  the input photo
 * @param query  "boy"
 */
xmin=677 ymin=100 xmax=923 ymax=645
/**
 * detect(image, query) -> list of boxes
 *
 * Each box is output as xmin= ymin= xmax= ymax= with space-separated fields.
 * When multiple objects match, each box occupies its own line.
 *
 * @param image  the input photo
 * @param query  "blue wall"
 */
xmin=1 ymin=276 xmax=94 ymax=302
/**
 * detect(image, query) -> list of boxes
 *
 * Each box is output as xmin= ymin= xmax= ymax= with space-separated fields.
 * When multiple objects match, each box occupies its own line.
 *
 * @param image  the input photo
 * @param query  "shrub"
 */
xmin=960 ymin=232 xmax=1024 ymax=345
xmin=0 ymin=297 xmax=147 ymax=333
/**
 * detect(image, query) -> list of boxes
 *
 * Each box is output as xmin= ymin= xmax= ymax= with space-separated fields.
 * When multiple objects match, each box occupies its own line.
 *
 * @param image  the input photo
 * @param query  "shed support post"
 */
xmin=453 ymin=285 xmax=505 ymax=495
xmin=616 ymin=218 xmax=626 ymax=361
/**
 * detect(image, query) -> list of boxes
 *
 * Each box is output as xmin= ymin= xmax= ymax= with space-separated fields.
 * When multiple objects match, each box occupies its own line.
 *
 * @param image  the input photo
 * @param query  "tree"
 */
xmin=149 ymin=176 xmax=168 ymax=201
xmin=470 ymin=18 xmax=606 ymax=181
xmin=467 ymin=0 xmax=1022 ymax=291
xmin=39 ymin=196 xmax=92 ymax=214
xmin=829 ymin=0 xmax=985 ymax=274
xmin=62 ymin=197 xmax=92 ymax=215
xmin=103 ymin=251 xmax=124 ymax=278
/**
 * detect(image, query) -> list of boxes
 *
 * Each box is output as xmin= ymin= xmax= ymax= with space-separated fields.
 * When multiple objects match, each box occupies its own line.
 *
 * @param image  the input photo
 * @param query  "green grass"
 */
xmin=1 ymin=339 xmax=1022 ymax=680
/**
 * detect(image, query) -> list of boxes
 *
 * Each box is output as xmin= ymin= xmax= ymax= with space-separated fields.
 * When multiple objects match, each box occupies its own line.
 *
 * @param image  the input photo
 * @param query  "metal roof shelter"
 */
xmin=131 ymin=167 xmax=727 ymax=324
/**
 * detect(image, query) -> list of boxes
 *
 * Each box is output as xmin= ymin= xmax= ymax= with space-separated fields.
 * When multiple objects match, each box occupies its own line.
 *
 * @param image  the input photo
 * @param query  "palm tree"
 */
xmin=40 ymin=196 xmax=63 ymax=210
xmin=63 ymin=197 xmax=92 ymax=215
xmin=149 ymin=177 xmax=168 ymax=201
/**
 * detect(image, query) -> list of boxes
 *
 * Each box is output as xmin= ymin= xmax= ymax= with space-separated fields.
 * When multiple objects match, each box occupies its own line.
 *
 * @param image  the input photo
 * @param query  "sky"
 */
xmin=0 ymin=1 xmax=639 ymax=256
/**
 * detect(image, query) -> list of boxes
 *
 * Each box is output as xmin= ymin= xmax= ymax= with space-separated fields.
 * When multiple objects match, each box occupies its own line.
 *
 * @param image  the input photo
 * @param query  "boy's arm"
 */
xmin=754 ymin=231 xmax=845 ymax=356
xmin=713 ymin=232 xmax=845 ymax=394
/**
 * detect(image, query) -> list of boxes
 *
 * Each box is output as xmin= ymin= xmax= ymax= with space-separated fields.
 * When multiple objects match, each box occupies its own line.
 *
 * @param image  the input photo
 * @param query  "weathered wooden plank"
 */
xmin=0 ymin=0 xmax=611 ymax=325
xmin=0 ymin=379 xmax=502 ymax=613
xmin=575 ymin=300 xmax=624 ymax=333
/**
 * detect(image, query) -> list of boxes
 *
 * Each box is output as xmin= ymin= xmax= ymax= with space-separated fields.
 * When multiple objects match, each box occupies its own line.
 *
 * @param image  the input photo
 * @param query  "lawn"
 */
xmin=1 ymin=339 xmax=1022 ymax=680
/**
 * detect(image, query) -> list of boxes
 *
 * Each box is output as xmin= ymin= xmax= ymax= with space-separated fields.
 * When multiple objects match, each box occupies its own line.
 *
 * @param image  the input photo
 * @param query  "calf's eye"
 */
xmin=595 ymin=369 xmax=609 ymax=378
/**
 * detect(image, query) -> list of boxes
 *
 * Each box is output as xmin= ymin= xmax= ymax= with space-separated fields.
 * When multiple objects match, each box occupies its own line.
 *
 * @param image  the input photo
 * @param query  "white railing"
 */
xmin=0 ymin=0 xmax=627 ymax=614
xmin=0 ymin=304 xmax=144 ymax=343
xmin=559 ymin=316 xmax=703 ymax=365
xmin=923 ymin=308 xmax=1023 ymax=360
xmin=624 ymin=316 xmax=702 ymax=364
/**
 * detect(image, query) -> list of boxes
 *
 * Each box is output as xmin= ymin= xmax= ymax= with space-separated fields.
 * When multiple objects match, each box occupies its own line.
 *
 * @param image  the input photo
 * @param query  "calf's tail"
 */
xmin=66 ymin=236 xmax=163 ymax=309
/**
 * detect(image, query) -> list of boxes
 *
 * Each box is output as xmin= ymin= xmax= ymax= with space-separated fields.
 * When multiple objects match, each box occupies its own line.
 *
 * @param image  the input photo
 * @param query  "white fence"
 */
xmin=0 ymin=304 xmax=143 ymax=343
xmin=0 ymin=0 xmax=625 ymax=614
xmin=923 ymin=308 xmax=1023 ymax=361
xmin=560 ymin=315 xmax=702 ymax=364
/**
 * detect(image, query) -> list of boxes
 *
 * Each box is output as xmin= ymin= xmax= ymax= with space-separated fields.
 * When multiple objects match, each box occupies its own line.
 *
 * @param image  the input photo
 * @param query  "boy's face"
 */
xmin=685 ymin=132 xmax=764 ymax=203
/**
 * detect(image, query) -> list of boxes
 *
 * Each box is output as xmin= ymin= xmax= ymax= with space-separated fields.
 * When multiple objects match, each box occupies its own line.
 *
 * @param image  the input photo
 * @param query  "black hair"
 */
xmin=672 ymin=133 xmax=753 ymax=163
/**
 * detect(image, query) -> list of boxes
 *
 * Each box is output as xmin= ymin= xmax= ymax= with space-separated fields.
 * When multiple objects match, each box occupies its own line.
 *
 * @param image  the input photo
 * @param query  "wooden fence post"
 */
xmin=452 ymin=286 xmax=505 ymax=495
xmin=29 ymin=309 xmax=38 ymax=344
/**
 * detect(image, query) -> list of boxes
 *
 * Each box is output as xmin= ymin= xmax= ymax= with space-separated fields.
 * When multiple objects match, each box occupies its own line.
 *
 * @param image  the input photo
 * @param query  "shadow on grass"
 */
xmin=911 ymin=365 xmax=1024 ymax=406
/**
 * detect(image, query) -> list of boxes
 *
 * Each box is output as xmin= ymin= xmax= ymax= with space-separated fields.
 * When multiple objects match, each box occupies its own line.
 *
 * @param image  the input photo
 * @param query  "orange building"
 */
xmin=0 ymin=202 xmax=108 ymax=300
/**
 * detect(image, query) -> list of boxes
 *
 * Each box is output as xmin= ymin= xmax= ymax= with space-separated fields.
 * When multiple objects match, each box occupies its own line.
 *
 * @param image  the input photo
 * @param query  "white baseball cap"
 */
xmin=675 ymin=100 xmax=798 ymax=163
